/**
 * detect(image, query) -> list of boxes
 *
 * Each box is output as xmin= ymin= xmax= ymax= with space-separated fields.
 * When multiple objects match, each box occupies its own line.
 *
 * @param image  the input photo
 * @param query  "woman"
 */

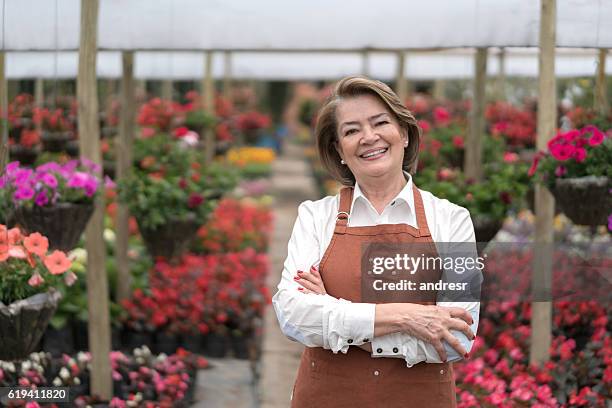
xmin=273 ymin=76 xmax=479 ymax=407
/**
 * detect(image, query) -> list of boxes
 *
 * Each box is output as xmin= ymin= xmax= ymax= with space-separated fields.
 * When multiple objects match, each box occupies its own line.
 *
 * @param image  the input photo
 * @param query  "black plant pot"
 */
xmin=41 ymin=131 xmax=74 ymax=152
xmin=137 ymin=215 xmax=201 ymax=261
xmin=66 ymin=140 xmax=80 ymax=157
xmin=552 ymin=176 xmax=611 ymax=227
xmin=182 ymin=333 xmax=204 ymax=354
xmin=72 ymin=319 xmax=89 ymax=351
xmin=155 ymin=332 xmax=179 ymax=355
xmin=473 ymin=216 xmax=503 ymax=243
xmin=230 ymin=333 xmax=251 ymax=360
xmin=9 ymin=145 xmax=41 ymax=166
xmin=42 ymin=325 xmax=74 ymax=357
xmin=121 ymin=329 xmax=154 ymax=351
xmin=14 ymin=202 xmax=94 ymax=252
xmin=0 ymin=291 xmax=62 ymax=361
xmin=204 ymin=332 xmax=228 ymax=358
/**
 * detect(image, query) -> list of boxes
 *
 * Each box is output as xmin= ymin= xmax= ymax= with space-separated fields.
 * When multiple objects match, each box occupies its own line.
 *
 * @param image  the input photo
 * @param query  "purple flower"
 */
xmin=608 ymin=214 xmax=612 ymax=232
xmin=104 ymin=175 xmax=116 ymax=189
xmin=5 ymin=161 xmax=20 ymax=176
xmin=83 ymin=180 xmax=98 ymax=197
xmin=14 ymin=186 xmax=35 ymax=201
xmin=34 ymin=191 xmax=49 ymax=206
xmin=13 ymin=169 xmax=33 ymax=185
xmin=39 ymin=173 xmax=58 ymax=188
xmin=67 ymin=172 xmax=89 ymax=188
xmin=80 ymin=158 xmax=102 ymax=174
xmin=36 ymin=162 xmax=62 ymax=173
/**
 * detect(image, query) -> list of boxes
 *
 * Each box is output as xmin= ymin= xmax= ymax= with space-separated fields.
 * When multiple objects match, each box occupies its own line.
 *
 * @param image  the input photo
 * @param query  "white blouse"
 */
xmin=272 ymin=173 xmax=480 ymax=367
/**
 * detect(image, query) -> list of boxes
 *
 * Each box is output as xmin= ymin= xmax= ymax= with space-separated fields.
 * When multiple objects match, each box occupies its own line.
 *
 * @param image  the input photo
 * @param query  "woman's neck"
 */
xmin=356 ymin=171 xmax=407 ymax=215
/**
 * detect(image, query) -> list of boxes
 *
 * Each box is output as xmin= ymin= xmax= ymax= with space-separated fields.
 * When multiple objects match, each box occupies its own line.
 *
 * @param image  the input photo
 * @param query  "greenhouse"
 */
xmin=0 ymin=0 xmax=610 ymax=407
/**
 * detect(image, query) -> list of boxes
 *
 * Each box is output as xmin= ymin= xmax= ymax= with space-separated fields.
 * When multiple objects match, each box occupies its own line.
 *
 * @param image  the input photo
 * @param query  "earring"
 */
xmin=340 ymin=159 xmax=346 ymax=164
xmin=404 ymin=141 xmax=408 ymax=147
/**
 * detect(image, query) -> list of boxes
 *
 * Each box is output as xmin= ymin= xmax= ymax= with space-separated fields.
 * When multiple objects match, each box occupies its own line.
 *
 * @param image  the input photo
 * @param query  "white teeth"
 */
xmin=361 ymin=148 xmax=387 ymax=158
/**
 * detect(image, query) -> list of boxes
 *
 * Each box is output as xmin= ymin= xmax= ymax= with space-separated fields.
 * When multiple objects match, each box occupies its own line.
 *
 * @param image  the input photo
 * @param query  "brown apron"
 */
xmin=291 ymin=185 xmax=457 ymax=408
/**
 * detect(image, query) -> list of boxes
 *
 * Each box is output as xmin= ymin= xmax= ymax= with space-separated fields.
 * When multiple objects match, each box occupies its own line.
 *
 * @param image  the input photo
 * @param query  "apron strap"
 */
xmin=334 ymin=187 xmax=354 ymax=234
xmin=412 ymin=183 xmax=431 ymax=237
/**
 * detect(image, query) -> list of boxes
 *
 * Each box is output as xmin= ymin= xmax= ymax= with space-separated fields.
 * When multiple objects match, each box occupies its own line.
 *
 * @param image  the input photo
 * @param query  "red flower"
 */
xmin=452 ymin=135 xmax=464 ymax=148
xmin=187 ymin=193 xmax=204 ymax=208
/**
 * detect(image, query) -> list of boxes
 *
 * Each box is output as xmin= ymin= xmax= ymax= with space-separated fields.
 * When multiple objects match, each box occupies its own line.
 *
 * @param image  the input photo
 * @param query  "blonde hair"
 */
xmin=315 ymin=76 xmax=421 ymax=186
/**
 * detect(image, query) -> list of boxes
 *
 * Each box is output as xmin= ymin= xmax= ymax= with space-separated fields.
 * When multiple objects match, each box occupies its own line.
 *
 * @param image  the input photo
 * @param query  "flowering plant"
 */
xmin=194 ymin=198 xmax=273 ymax=254
xmin=1 ymin=159 xmax=104 ymax=210
xmin=235 ymin=111 xmax=271 ymax=132
xmin=0 ymin=225 xmax=76 ymax=305
xmin=529 ymin=125 xmax=611 ymax=189
xmin=33 ymin=108 xmax=74 ymax=133
xmin=415 ymin=160 xmax=529 ymax=221
xmin=485 ymin=101 xmax=537 ymax=148
xmin=137 ymin=98 xmax=182 ymax=132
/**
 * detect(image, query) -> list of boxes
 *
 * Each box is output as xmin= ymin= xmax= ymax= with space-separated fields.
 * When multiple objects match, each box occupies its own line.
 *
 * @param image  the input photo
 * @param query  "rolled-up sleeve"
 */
xmin=272 ymin=200 xmax=375 ymax=353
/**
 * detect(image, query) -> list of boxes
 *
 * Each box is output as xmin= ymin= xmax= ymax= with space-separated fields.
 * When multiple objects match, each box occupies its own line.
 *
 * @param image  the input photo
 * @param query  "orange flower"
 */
xmin=43 ymin=250 xmax=72 ymax=275
xmin=140 ymin=156 xmax=156 ymax=169
xmin=24 ymin=232 xmax=49 ymax=257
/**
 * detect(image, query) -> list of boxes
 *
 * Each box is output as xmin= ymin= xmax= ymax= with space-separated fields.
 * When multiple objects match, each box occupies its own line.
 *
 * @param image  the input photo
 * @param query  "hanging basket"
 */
xmin=9 ymin=145 xmax=41 ymax=166
xmin=13 ymin=203 xmax=94 ymax=251
xmin=473 ymin=216 xmax=503 ymax=243
xmin=137 ymin=214 xmax=201 ymax=261
xmin=41 ymin=131 xmax=74 ymax=152
xmin=0 ymin=290 xmax=62 ymax=361
xmin=552 ymin=176 xmax=611 ymax=227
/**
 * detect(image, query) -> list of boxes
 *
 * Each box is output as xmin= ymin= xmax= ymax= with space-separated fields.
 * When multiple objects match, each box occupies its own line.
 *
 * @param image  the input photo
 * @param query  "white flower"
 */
xmin=53 ymin=377 xmax=62 ymax=387
xmin=77 ymin=352 xmax=90 ymax=364
xmin=127 ymin=401 xmax=137 ymax=407
xmin=59 ymin=367 xmax=70 ymax=380
xmin=21 ymin=361 xmax=32 ymax=372
xmin=69 ymin=248 xmax=88 ymax=264
xmin=74 ymin=377 xmax=81 ymax=385
xmin=134 ymin=393 xmax=143 ymax=402
xmin=103 ymin=229 xmax=116 ymax=244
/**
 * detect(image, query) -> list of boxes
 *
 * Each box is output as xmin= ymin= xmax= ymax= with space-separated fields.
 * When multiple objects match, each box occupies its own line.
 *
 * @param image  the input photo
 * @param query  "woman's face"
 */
xmin=334 ymin=94 xmax=407 ymax=182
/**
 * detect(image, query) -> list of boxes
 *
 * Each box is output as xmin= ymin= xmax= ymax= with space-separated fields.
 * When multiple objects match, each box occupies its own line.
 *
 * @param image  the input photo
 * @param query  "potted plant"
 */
xmin=414 ymin=160 xmax=528 ymax=242
xmin=3 ymin=159 xmax=104 ymax=251
xmin=235 ymin=111 xmax=271 ymax=145
xmin=119 ymin=135 xmax=237 ymax=260
xmin=529 ymin=125 xmax=611 ymax=226
xmin=0 ymin=224 xmax=76 ymax=360
xmin=34 ymin=107 xmax=75 ymax=152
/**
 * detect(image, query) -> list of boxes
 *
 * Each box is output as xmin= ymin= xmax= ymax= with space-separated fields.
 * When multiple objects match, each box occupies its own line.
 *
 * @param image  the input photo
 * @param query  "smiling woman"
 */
xmin=273 ymin=76 xmax=479 ymax=408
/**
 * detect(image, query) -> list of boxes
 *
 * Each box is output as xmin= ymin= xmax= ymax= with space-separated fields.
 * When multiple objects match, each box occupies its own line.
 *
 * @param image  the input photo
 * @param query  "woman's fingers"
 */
xmin=297 ymin=287 xmax=316 ymax=294
xmin=431 ymin=339 xmax=448 ymax=362
xmin=447 ymin=318 xmax=475 ymax=340
xmin=445 ymin=307 xmax=474 ymax=325
xmin=442 ymin=330 xmax=468 ymax=358
xmin=295 ymin=270 xmax=325 ymax=294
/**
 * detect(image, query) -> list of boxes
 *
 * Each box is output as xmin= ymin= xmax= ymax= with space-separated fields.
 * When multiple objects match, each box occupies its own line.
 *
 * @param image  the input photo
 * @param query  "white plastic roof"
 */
xmin=2 ymin=0 xmax=612 ymax=51
xmin=5 ymin=49 xmax=610 ymax=80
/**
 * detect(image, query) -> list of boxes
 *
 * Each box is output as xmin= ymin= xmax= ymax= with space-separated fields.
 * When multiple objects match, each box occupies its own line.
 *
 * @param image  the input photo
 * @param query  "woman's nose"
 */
xmin=360 ymin=125 xmax=379 ymax=144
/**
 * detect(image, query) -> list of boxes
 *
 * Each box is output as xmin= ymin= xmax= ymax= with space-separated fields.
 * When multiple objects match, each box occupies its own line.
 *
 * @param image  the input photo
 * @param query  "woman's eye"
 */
xmin=375 ymin=121 xmax=389 ymax=126
xmin=345 ymin=129 xmax=358 ymax=136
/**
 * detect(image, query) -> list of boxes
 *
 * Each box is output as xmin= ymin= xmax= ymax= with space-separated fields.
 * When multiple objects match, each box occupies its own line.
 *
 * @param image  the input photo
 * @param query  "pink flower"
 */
xmin=554 ymin=165 xmax=567 ymax=177
xmin=503 ymin=152 xmax=519 ymax=163
xmin=417 ymin=120 xmax=431 ymax=133
xmin=28 ymin=272 xmax=44 ymax=287
xmin=34 ymin=191 xmax=49 ymax=206
xmin=452 ymin=135 xmax=464 ymax=148
xmin=550 ymin=144 xmax=574 ymax=161
xmin=573 ymin=147 xmax=587 ymax=162
xmin=433 ymin=107 xmax=450 ymax=126
xmin=64 ymin=271 xmax=78 ymax=286
xmin=582 ymin=125 xmax=605 ymax=146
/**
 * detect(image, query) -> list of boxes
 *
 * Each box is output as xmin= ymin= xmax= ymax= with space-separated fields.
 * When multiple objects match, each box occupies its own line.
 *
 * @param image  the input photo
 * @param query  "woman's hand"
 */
xmin=294 ymin=265 xmax=327 ymax=295
xmin=375 ymin=303 xmax=475 ymax=361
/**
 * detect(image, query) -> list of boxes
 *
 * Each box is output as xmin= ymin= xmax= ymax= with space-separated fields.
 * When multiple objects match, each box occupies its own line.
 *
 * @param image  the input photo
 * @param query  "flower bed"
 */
xmin=0 ymin=347 xmax=207 ymax=407
xmin=454 ymin=245 xmax=611 ymax=407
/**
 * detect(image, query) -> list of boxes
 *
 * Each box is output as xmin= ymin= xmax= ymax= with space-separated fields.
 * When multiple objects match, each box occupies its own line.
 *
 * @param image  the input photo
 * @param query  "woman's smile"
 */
xmin=358 ymin=147 xmax=389 ymax=161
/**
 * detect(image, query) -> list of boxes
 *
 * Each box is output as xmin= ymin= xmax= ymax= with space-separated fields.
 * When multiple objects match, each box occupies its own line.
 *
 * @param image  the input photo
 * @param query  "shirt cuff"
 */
xmin=371 ymin=333 xmax=421 ymax=367
xmin=326 ymin=301 xmax=375 ymax=354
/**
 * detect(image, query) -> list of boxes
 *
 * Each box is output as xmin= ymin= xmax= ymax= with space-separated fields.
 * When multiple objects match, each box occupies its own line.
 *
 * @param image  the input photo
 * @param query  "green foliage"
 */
xmin=414 ymin=162 xmax=529 ymax=220
xmin=185 ymin=110 xmax=217 ymax=132
xmin=239 ymin=162 xmax=272 ymax=180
